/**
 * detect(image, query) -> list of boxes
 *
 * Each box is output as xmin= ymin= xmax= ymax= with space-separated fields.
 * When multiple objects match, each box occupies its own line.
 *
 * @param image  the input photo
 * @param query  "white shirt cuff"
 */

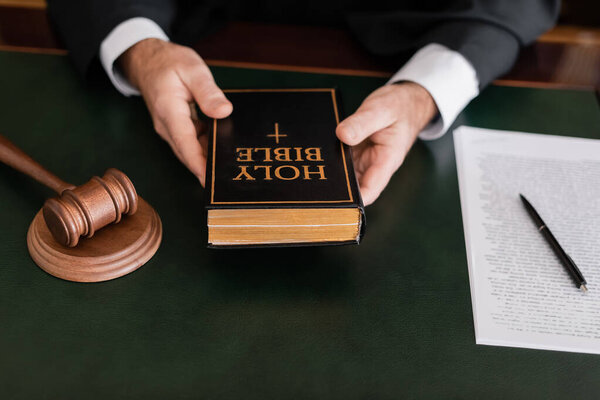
xmin=99 ymin=17 xmax=170 ymax=97
xmin=387 ymin=43 xmax=479 ymax=140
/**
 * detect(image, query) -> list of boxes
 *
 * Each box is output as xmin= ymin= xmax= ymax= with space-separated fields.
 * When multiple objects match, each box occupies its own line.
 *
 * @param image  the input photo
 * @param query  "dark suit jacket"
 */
xmin=47 ymin=0 xmax=559 ymax=89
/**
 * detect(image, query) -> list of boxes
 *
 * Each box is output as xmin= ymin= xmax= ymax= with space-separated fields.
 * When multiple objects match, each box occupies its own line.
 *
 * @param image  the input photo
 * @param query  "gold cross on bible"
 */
xmin=266 ymin=123 xmax=287 ymax=144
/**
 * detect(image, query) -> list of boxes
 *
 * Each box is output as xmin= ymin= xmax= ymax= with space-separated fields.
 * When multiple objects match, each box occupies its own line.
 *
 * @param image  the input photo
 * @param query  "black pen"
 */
xmin=520 ymin=194 xmax=588 ymax=292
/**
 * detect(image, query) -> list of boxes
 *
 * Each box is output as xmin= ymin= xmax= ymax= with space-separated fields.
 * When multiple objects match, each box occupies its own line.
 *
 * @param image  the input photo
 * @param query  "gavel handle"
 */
xmin=0 ymin=134 xmax=74 ymax=194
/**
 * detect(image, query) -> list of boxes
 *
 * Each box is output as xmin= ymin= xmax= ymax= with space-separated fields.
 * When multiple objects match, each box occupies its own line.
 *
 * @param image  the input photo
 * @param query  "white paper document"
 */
xmin=454 ymin=126 xmax=600 ymax=354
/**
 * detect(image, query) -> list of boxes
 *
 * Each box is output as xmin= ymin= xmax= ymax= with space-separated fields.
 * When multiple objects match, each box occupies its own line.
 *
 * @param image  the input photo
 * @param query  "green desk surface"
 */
xmin=1 ymin=51 xmax=600 ymax=399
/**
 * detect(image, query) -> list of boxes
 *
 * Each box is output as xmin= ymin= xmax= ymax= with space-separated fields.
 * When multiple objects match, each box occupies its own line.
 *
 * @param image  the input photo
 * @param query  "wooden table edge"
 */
xmin=1 ymin=45 xmax=597 ymax=106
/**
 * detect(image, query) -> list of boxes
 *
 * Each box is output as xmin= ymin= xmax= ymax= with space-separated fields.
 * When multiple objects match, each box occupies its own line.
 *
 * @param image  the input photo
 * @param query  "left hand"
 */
xmin=119 ymin=39 xmax=232 ymax=186
xmin=336 ymin=82 xmax=437 ymax=206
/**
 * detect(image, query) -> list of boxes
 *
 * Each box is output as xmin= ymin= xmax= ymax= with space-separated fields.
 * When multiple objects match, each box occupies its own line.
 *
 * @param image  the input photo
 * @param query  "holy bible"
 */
xmin=205 ymin=88 xmax=365 ymax=248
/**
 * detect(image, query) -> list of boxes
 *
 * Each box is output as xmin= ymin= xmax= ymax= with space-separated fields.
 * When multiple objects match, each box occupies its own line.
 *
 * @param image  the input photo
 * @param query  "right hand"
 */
xmin=119 ymin=38 xmax=232 ymax=186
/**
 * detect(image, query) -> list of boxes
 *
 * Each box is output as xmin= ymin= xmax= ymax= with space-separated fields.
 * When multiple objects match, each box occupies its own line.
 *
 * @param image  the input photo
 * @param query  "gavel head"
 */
xmin=42 ymin=168 xmax=138 ymax=247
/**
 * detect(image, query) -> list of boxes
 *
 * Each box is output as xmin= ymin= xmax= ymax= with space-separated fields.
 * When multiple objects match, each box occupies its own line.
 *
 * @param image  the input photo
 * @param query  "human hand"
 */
xmin=336 ymin=82 xmax=437 ymax=206
xmin=119 ymin=38 xmax=232 ymax=185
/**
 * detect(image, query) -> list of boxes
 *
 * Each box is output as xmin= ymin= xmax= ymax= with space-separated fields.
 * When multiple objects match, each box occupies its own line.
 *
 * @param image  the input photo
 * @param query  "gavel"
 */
xmin=0 ymin=134 xmax=138 ymax=247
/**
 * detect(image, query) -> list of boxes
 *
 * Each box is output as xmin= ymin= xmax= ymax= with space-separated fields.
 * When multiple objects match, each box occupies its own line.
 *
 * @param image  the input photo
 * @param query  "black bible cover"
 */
xmin=205 ymin=88 xmax=365 ymax=248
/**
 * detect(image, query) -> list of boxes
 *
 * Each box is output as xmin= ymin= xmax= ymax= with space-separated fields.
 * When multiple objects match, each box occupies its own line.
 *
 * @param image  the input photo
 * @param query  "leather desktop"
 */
xmin=1 ymin=51 xmax=600 ymax=399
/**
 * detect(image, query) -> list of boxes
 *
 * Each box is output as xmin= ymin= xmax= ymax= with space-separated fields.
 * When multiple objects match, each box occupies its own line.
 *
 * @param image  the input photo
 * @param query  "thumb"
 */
xmin=336 ymin=99 xmax=396 ymax=146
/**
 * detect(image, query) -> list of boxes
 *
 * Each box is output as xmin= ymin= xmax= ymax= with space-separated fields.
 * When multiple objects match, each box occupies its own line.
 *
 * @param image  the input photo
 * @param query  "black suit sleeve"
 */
xmin=347 ymin=1 xmax=560 ymax=88
xmin=46 ymin=0 xmax=177 ymax=77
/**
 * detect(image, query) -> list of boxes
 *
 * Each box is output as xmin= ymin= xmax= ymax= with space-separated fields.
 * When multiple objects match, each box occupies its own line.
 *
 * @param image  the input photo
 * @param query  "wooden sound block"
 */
xmin=27 ymin=198 xmax=162 ymax=283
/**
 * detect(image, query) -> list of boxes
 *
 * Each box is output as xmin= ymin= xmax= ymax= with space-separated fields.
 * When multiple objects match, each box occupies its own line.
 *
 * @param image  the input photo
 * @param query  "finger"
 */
xmin=183 ymin=62 xmax=232 ymax=119
xmin=358 ymin=158 xmax=396 ymax=206
xmin=336 ymin=97 xmax=397 ymax=146
xmin=161 ymin=103 xmax=208 ymax=185
xmin=170 ymin=125 xmax=208 ymax=186
xmin=198 ymin=133 xmax=209 ymax=159
xmin=356 ymin=138 xmax=403 ymax=206
xmin=350 ymin=143 xmax=368 ymax=182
